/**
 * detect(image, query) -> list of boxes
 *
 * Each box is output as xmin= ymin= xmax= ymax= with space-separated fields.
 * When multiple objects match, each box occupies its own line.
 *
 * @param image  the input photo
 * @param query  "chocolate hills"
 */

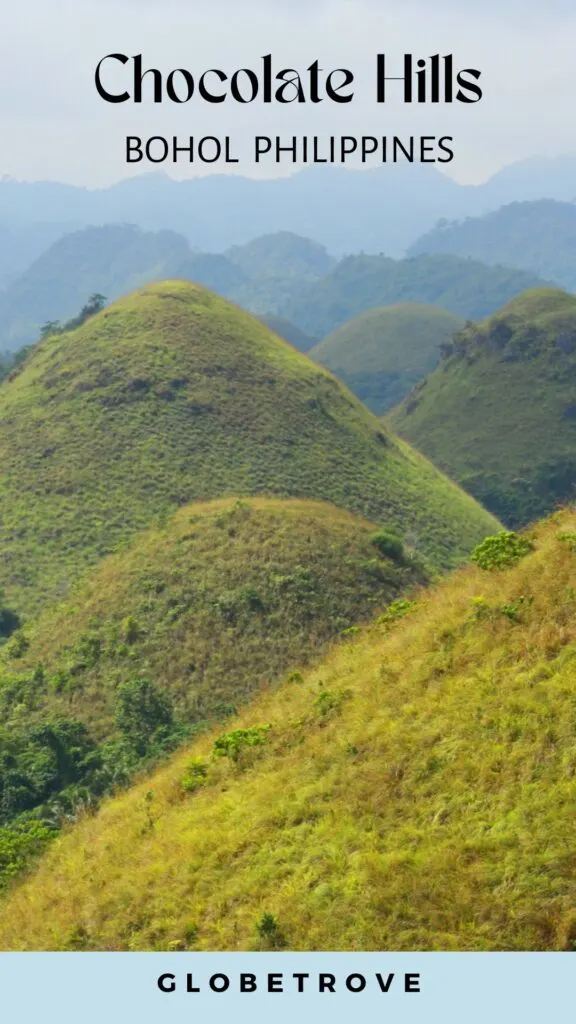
xmin=0 ymin=280 xmax=498 ymax=616
xmin=310 ymin=303 xmax=464 ymax=413
xmin=390 ymin=288 xmax=576 ymax=527
xmin=3 ymin=509 xmax=576 ymax=951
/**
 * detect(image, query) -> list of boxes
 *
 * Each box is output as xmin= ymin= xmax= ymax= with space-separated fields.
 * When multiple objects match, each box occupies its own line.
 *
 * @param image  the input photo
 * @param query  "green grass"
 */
xmin=3 ymin=508 xmax=576 ymax=951
xmin=311 ymin=303 xmax=464 ymax=413
xmin=390 ymin=288 xmax=576 ymax=527
xmin=0 ymin=280 xmax=498 ymax=617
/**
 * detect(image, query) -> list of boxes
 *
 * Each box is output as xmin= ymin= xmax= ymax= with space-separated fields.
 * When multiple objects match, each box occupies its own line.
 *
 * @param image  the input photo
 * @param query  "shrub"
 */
xmin=471 ymin=531 xmax=534 ymax=571
xmin=120 ymin=616 xmax=141 ymax=645
xmin=315 ymin=688 xmax=351 ymax=719
xmin=213 ymin=725 xmax=271 ymax=763
xmin=3 ymin=632 xmax=29 ymax=659
xmin=256 ymin=912 xmax=286 ymax=949
xmin=370 ymin=531 xmax=406 ymax=563
xmin=0 ymin=602 xmax=20 ymax=640
xmin=183 ymin=922 xmax=199 ymax=946
xmin=286 ymin=671 xmax=303 ymax=685
xmin=182 ymin=758 xmax=208 ymax=793
xmin=0 ymin=819 xmax=55 ymax=889
xmin=378 ymin=598 xmax=416 ymax=626
xmin=114 ymin=678 xmax=174 ymax=756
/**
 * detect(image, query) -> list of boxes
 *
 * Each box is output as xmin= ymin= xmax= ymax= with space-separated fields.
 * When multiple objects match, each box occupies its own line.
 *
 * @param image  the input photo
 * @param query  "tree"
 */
xmin=0 ymin=591 xmax=20 ymax=639
xmin=40 ymin=320 xmax=61 ymax=339
xmin=84 ymin=293 xmax=107 ymax=316
xmin=114 ymin=678 xmax=174 ymax=756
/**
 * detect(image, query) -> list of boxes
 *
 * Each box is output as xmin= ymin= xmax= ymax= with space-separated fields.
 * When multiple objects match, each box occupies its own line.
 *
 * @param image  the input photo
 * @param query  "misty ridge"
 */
xmin=1 ymin=153 xmax=576 ymax=263
xmin=1 ymin=153 xmax=576 ymax=353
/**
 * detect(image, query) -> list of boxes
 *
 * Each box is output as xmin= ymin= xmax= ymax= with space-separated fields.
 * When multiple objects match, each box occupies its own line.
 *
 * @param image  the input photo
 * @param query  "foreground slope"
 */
xmin=311 ymin=303 xmax=464 ymax=413
xmin=391 ymin=288 xmax=576 ymax=526
xmin=0 ymin=280 xmax=497 ymax=614
xmin=3 ymin=511 xmax=576 ymax=951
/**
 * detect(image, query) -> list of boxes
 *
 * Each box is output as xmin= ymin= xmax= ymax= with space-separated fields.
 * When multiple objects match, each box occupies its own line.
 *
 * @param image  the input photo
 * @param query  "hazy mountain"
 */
xmin=2 ymin=154 xmax=576 ymax=263
xmin=409 ymin=200 xmax=576 ymax=291
xmin=279 ymin=254 xmax=548 ymax=337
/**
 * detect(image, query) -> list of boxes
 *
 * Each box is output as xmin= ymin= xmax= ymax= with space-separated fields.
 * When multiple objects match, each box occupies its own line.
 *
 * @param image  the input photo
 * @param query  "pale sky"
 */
xmin=0 ymin=0 xmax=574 ymax=186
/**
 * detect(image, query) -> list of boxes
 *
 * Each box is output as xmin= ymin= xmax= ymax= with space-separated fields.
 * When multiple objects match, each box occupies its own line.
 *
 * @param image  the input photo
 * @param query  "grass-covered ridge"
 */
xmin=0 ymin=280 xmax=498 ymax=615
xmin=311 ymin=303 xmax=464 ymax=414
xmin=0 ymin=496 xmax=423 ymax=744
xmin=2 ymin=509 xmax=576 ymax=951
xmin=390 ymin=288 xmax=576 ymax=527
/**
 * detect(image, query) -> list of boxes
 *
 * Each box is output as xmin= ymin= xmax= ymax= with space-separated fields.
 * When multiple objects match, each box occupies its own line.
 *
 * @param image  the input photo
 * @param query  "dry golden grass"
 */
xmin=2 ymin=510 xmax=576 ymax=952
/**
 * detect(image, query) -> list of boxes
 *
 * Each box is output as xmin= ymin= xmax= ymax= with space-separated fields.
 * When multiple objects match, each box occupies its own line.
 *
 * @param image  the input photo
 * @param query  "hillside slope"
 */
xmin=0 ymin=496 xmax=425 ymax=852
xmin=408 ymin=200 xmax=576 ymax=292
xmin=311 ymin=303 xmax=464 ymax=413
xmin=0 ymin=280 xmax=498 ymax=615
xmin=3 ymin=511 xmax=576 ymax=951
xmin=390 ymin=288 xmax=576 ymax=526
xmin=0 ymin=497 xmax=422 ymax=741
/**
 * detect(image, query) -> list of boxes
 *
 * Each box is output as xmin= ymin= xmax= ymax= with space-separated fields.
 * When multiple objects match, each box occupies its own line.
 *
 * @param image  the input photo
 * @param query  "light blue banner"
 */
xmin=0 ymin=952 xmax=572 ymax=1023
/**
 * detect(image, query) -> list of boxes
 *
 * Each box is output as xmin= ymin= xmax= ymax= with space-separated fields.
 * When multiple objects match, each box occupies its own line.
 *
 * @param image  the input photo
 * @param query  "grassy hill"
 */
xmin=279 ymin=253 xmax=549 ymax=338
xmin=408 ymin=200 xmax=576 ymax=292
xmin=0 ymin=496 xmax=425 ymax=853
xmin=0 ymin=280 xmax=498 ymax=617
xmin=3 ymin=510 xmax=576 ymax=951
xmin=310 ymin=303 xmax=464 ymax=414
xmin=390 ymin=288 xmax=576 ymax=527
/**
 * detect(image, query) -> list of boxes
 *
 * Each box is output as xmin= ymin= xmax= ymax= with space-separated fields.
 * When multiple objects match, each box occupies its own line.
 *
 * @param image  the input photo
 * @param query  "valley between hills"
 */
xmin=0 ymin=196 xmax=575 ymax=951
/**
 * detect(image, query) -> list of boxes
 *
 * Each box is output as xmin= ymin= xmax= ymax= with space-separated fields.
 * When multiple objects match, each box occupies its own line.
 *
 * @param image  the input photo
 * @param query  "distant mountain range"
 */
xmin=0 ymin=224 xmax=549 ymax=352
xmin=1 ymin=153 xmax=576 ymax=267
xmin=409 ymin=199 xmax=576 ymax=291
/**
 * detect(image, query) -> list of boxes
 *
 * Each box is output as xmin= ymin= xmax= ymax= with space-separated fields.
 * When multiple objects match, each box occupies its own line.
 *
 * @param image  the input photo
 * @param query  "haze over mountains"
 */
xmin=409 ymin=199 xmax=576 ymax=292
xmin=2 ymin=153 xmax=576 ymax=266
xmin=0 ymin=224 xmax=548 ymax=352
